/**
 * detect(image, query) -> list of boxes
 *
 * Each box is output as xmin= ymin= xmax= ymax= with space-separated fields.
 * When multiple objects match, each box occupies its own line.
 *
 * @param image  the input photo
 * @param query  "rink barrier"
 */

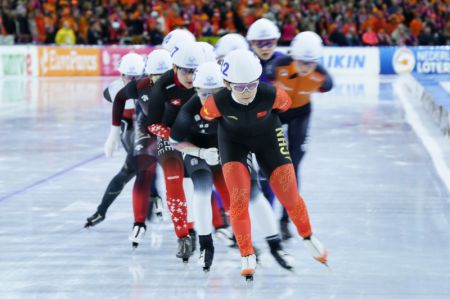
xmin=412 ymin=74 xmax=450 ymax=136
xmin=1 ymin=45 xmax=448 ymax=77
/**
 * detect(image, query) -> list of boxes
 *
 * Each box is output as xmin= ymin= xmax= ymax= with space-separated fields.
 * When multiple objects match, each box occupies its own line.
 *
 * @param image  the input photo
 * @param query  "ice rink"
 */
xmin=1 ymin=75 xmax=450 ymax=299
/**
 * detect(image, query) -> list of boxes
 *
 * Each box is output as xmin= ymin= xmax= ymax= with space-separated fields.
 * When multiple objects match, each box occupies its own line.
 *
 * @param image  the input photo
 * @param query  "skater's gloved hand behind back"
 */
xmin=199 ymin=148 xmax=220 ymax=166
xmin=104 ymin=125 xmax=121 ymax=158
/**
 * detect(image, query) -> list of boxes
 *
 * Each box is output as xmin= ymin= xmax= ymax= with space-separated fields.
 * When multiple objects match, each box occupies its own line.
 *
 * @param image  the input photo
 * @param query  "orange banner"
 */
xmin=38 ymin=47 xmax=100 ymax=76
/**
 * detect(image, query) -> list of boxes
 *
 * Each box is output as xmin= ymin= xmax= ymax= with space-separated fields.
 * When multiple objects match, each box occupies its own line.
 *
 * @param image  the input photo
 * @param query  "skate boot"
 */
xmin=152 ymin=195 xmax=163 ymax=220
xmin=215 ymin=227 xmax=237 ymax=248
xmin=84 ymin=211 xmax=105 ymax=228
xmin=241 ymin=254 xmax=257 ymax=281
xmin=266 ymin=235 xmax=294 ymax=270
xmin=304 ymin=234 xmax=328 ymax=266
xmin=280 ymin=218 xmax=292 ymax=240
xmin=129 ymin=222 xmax=146 ymax=249
xmin=198 ymin=234 xmax=214 ymax=272
xmin=176 ymin=235 xmax=193 ymax=263
xmin=189 ymin=229 xmax=197 ymax=254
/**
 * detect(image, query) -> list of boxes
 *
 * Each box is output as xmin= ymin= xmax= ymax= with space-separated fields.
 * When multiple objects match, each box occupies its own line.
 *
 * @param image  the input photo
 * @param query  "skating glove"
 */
xmin=199 ymin=148 xmax=220 ymax=166
xmin=148 ymin=123 xmax=171 ymax=139
xmin=104 ymin=125 xmax=121 ymax=158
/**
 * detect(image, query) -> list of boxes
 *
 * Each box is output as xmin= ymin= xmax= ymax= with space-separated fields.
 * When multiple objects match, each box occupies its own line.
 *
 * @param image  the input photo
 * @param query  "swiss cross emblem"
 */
xmin=256 ymin=110 xmax=267 ymax=118
xmin=170 ymin=98 xmax=182 ymax=106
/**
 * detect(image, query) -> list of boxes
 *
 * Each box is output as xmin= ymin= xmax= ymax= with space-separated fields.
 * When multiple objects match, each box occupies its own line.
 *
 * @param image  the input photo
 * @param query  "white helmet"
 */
xmin=215 ymin=33 xmax=249 ymax=57
xmin=246 ymin=18 xmax=280 ymax=41
xmin=162 ymin=29 xmax=196 ymax=53
xmin=145 ymin=49 xmax=172 ymax=75
xmin=197 ymin=42 xmax=217 ymax=62
xmin=193 ymin=62 xmax=224 ymax=89
xmin=117 ymin=52 xmax=144 ymax=76
xmin=291 ymin=31 xmax=323 ymax=62
xmin=221 ymin=49 xmax=262 ymax=83
xmin=172 ymin=42 xmax=204 ymax=69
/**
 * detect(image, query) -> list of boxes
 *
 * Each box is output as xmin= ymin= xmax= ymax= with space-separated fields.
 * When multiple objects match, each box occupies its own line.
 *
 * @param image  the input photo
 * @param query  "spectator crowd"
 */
xmin=0 ymin=0 xmax=449 ymax=46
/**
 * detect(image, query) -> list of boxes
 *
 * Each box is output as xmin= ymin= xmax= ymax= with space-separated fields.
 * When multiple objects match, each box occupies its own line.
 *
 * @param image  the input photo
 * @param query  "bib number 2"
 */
xmin=222 ymin=62 xmax=229 ymax=76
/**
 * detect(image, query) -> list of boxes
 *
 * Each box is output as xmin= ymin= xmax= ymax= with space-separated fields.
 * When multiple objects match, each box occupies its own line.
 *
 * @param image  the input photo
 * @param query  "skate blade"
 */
xmin=203 ymin=267 xmax=210 ymax=273
xmin=182 ymin=258 xmax=189 ymax=263
xmin=321 ymin=261 xmax=333 ymax=272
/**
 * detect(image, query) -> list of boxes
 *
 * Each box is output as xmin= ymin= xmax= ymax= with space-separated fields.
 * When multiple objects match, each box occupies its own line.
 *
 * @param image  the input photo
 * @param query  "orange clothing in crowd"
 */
xmin=361 ymin=15 xmax=376 ymax=33
xmin=35 ymin=14 xmax=46 ymax=42
xmin=409 ymin=18 xmax=423 ymax=36
xmin=44 ymin=13 xmax=57 ymax=30
xmin=225 ymin=11 xmax=236 ymax=32
xmin=342 ymin=22 xmax=357 ymax=35
xmin=59 ymin=16 xmax=76 ymax=31
xmin=77 ymin=16 xmax=89 ymax=41
xmin=120 ymin=0 xmax=137 ymax=5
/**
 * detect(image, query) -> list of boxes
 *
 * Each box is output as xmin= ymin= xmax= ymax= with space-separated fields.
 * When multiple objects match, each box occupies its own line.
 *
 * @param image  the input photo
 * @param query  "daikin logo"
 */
xmin=321 ymin=54 xmax=366 ymax=69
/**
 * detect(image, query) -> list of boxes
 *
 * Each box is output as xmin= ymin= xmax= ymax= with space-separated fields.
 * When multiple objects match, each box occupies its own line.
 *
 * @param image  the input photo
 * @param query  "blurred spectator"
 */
xmin=377 ymin=29 xmax=393 ymax=46
xmin=279 ymin=17 xmax=297 ymax=46
xmin=149 ymin=22 xmax=164 ymax=46
xmin=1 ymin=4 xmax=16 ymax=36
xmin=418 ymin=26 xmax=436 ymax=46
xmin=55 ymin=20 xmax=75 ymax=44
xmin=346 ymin=27 xmax=361 ymax=46
xmin=409 ymin=14 xmax=422 ymax=38
xmin=34 ymin=10 xmax=46 ymax=43
xmin=87 ymin=20 xmax=102 ymax=45
xmin=362 ymin=28 xmax=379 ymax=46
xmin=391 ymin=24 xmax=413 ymax=46
xmin=329 ymin=24 xmax=349 ymax=46
xmin=15 ymin=1 xmax=31 ymax=43
xmin=0 ymin=15 xmax=6 ymax=35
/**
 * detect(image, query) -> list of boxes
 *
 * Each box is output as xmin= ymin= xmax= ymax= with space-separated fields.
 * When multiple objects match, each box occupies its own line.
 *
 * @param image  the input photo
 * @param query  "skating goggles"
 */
xmin=296 ymin=60 xmax=317 ymax=67
xmin=176 ymin=66 xmax=196 ymax=75
xmin=196 ymin=88 xmax=222 ymax=98
xmin=230 ymin=80 xmax=259 ymax=93
xmin=253 ymin=39 xmax=277 ymax=48
xmin=121 ymin=74 xmax=140 ymax=81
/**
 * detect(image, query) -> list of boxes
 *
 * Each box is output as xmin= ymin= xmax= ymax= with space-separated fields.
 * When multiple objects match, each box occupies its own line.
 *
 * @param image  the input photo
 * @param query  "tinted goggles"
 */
xmin=121 ymin=74 xmax=140 ymax=81
xmin=253 ymin=39 xmax=277 ymax=48
xmin=230 ymin=81 xmax=259 ymax=93
xmin=177 ymin=66 xmax=196 ymax=75
xmin=196 ymin=88 xmax=222 ymax=98
xmin=296 ymin=60 xmax=317 ymax=67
